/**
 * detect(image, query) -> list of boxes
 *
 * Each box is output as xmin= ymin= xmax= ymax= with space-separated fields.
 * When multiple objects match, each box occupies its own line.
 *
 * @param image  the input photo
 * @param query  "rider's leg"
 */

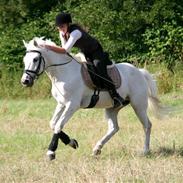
xmin=85 ymin=47 xmax=125 ymax=108
xmin=93 ymin=59 xmax=125 ymax=108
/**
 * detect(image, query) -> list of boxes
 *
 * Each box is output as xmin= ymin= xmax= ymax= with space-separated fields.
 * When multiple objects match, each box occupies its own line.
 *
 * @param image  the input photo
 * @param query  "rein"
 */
xmin=25 ymin=50 xmax=72 ymax=79
xmin=25 ymin=50 xmax=114 ymax=87
xmin=67 ymin=53 xmax=115 ymax=86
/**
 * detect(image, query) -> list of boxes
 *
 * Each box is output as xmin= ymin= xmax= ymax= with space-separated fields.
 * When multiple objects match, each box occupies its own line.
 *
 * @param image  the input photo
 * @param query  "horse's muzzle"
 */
xmin=21 ymin=74 xmax=34 ymax=87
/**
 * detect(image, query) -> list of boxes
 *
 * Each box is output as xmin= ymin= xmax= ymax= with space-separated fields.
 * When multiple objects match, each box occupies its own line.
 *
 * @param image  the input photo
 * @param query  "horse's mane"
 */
xmin=26 ymin=37 xmax=56 ymax=50
xmin=36 ymin=37 xmax=56 ymax=46
xmin=26 ymin=37 xmax=87 ymax=63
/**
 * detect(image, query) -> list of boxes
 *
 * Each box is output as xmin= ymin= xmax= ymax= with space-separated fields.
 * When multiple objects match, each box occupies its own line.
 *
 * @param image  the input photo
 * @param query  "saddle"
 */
xmin=81 ymin=63 xmax=121 ymax=90
xmin=71 ymin=52 xmax=122 ymax=108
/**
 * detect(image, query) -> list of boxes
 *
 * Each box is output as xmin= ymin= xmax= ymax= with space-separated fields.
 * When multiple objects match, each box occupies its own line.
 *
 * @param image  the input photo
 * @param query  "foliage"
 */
xmin=0 ymin=0 xmax=183 ymax=98
xmin=1 ymin=0 xmax=183 ymax=65
xmin=143 ymin=22 xmax=183 ymax=71
xmin=0 ymin=0 xmax=61 ymax=29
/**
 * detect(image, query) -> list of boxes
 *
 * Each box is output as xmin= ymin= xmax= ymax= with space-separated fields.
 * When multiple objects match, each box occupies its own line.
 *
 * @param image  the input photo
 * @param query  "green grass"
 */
xmin=0 ymin=92 xmax=183 ymax=183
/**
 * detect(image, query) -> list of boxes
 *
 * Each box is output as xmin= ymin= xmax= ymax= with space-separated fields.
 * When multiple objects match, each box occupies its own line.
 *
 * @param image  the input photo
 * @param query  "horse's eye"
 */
xmin=33 ymin=57 xmax=39 ymax=63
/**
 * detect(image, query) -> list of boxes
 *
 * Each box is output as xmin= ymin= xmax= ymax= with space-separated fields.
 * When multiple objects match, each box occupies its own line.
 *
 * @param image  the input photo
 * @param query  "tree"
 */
xmin=0 ymin=0 xmax=62 ymax=30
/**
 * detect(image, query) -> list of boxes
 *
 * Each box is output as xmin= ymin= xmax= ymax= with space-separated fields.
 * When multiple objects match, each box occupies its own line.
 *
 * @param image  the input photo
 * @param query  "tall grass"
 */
xmin=0 ymin=63 xmax=182 ymax=99
xmin=0 ymin=64 xmax=51 ymax=99
xmin=146 ymin=63 xmax=183 ymax=94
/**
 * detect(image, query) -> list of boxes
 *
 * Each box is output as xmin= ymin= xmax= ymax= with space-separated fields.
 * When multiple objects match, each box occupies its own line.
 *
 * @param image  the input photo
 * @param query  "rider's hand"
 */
xmin=43 ymin=44 xmax=51 ymax=49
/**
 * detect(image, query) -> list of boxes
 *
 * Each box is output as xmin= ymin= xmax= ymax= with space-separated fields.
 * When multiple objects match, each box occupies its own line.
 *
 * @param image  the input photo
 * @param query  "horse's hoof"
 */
xmin=46 ymin=150 xmax=56 ymax=161
xmin=93 ymin=149 xmax=101 ymax=156
xmin=144 ymin=150 xmax=151 ymax=156
xmin=69 ymin=139 xmax=79 ymax=149
xmin=47 ymin=153 xmax=56 ymax=161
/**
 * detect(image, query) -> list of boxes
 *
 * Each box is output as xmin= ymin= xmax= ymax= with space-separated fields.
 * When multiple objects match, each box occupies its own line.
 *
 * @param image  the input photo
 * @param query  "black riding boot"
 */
xmin=109 ymin=89 xmax=125 ymax=108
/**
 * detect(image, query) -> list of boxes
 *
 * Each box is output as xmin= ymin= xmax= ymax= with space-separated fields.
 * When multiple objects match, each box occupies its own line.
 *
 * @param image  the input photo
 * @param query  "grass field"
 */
xmin=0 ymin=91 xmax=183 ymax=183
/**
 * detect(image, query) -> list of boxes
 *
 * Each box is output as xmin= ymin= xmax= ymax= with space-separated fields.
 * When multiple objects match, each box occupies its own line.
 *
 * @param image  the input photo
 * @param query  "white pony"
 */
xmin=21 ymin=37 xmax=163 ymax=160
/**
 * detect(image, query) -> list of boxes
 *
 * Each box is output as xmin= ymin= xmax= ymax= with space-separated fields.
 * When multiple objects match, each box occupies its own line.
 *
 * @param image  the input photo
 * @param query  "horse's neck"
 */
xmin=45 ymin=53 xmax=81 ymax=83
xmin=46 ymin=51 xmax=71 ymax=65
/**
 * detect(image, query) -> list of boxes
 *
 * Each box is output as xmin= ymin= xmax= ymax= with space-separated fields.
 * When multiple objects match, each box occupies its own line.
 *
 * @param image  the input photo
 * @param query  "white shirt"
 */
xmin=59 ymin=30 xmax=82 ymax=52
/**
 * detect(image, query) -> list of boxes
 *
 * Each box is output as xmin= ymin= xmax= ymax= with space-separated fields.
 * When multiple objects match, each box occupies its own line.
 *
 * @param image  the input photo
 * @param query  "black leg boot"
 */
xmin=109 ymin=89 xmax=125 ymax=108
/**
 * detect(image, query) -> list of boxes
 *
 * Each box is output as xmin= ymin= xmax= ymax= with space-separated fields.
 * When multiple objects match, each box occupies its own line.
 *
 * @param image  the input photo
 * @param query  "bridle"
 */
xmin=24 ymin=50 xmax=45 ymax=80
xmin=24 ymin=50 xmax=72 ymax=80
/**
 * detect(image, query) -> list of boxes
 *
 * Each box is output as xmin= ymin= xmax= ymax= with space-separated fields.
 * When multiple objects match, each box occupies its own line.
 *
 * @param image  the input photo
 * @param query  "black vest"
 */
xmin=68 ymin=24 xmax=101 ymax=55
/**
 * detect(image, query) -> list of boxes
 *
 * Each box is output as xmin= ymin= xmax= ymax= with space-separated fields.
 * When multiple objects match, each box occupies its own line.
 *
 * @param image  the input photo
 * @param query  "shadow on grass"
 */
xmin=145 ymin=146 xmax=183 ymax=158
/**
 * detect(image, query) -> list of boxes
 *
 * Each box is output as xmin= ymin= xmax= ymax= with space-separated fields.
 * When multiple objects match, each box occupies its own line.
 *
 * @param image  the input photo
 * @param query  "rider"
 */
xmin=44 ymin=12 xmax=125 ymax=108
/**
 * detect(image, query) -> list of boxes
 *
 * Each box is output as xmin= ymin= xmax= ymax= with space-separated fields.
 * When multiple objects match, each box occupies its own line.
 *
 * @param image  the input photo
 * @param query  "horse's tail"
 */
xmin=139 ymin=69 xmax=164 ymax=119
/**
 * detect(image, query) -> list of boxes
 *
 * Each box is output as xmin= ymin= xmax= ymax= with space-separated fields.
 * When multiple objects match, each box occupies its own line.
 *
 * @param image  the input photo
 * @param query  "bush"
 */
xmin=143 ymin=22 xmax=183 ymax=71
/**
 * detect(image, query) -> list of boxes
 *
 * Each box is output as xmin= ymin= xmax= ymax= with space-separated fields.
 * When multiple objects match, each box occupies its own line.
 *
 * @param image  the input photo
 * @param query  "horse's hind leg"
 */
xmin=132 ymin=103 xmax=152 ymax=154
xmin=93 ymin=108 xmax=119 ymax=155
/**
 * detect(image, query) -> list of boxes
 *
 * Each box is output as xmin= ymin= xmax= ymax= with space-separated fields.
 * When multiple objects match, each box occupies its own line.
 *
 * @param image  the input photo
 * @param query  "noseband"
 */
xmin=24 ymin=50 xmax=73 ymax=80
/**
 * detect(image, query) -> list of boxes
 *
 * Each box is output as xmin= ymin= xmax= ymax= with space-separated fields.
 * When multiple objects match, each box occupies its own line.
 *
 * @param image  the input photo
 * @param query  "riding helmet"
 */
xmin=55 ymin=12 xmax=72 ymax=26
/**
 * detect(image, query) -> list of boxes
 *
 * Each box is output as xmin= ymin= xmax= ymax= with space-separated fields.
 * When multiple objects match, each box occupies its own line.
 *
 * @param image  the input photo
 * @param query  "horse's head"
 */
xmin=21 ymin=37 xmax=74 ymax=87
xmin=21 ymin=37 xmax=48 ymax=87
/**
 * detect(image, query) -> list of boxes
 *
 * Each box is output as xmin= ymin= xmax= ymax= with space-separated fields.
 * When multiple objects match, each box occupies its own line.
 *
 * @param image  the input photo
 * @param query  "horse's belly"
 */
xmin=81 ymin=91 xmax=113 ymax=108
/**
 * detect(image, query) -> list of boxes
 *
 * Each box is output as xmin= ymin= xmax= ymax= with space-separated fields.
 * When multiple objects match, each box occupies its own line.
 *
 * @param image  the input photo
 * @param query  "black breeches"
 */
xmin=85 ymin=47 xmax=115 ymax=90
xmin=93 ymin=59 xmax=114 ymax=89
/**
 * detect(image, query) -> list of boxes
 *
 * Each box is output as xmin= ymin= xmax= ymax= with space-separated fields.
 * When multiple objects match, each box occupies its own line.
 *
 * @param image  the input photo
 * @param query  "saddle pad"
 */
xmin=81 ymin=63 xmax=121 ymax=90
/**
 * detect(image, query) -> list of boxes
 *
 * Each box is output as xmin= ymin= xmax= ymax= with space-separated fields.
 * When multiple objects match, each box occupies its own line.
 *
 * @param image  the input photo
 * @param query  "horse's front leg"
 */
xmin=47 ymin=131 xmax=79 ymax=160
xmin=49 ymin=103 xmax=70 ymax=143
xmin=50 ymin=103 xmax=79 ymax=145
xmin=47 ymin=102 xmax=79 ymax=160
xmin=49 ymin=103 xmax=65 ymax=130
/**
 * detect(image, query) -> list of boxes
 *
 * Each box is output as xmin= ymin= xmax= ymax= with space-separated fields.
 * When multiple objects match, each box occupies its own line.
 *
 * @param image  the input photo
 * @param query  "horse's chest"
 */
xmin=51 ymin=82 xmax=70 ymax=103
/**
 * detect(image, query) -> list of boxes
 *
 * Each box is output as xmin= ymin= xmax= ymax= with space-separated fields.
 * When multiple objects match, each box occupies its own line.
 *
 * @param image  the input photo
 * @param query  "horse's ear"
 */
xmin=23 ymin=40 xmax=28 ymax=48
xmin=40 ymin=36 xmax=45 ymax=40
xmin=33 ymin=40 xmax=38 ymax=47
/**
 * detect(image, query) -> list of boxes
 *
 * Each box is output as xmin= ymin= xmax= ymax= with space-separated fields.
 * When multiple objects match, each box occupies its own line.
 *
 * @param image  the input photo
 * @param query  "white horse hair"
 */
xmin=21 ymin=37 xmax=164 ymax=158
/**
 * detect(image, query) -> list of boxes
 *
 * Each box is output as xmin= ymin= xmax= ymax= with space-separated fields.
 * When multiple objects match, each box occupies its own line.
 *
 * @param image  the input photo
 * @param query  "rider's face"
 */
xmin=58 ymin=24 xmax=68 ymax=35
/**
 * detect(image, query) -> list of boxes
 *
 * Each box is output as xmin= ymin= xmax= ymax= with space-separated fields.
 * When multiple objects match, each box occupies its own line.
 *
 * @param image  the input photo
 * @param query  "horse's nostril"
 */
xmin=21 ymin=77 xmax=33 ymax=87
xmin=24 ymin=79 xmax=29 ymax=84
xmin=22 ymin=79 xmax=30 ymax=85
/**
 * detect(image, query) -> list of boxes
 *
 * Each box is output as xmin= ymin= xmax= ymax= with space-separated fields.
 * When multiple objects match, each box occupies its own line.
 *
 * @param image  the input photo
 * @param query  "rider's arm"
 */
xmin=45 ymin=45 xmax=66 ymax=53
xmin=59 ymin=31 xmax=66 ymax=46
xmin=45 ymin=30 xmax=82 ymax=54
xmin=62 ymin=30 xmax=82 ymax=52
